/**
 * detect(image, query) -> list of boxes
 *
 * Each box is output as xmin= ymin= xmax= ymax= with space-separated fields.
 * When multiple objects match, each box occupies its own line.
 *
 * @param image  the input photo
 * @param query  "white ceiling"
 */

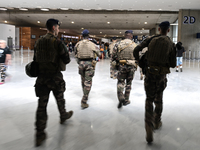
xmin=0 ymin=0 xmax=199 ymax=38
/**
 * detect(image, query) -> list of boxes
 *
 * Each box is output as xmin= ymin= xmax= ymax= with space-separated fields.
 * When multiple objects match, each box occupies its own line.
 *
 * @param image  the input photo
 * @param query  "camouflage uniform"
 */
xmin=34 ymin=33 xmax=71 ymax=138
xmin=75 ymin=39 xmax=100 ymax=108
xmin=112 ymin=39 xmax=137 ymax=108
xmin=133 ymin=34 xmax=176 ymax=142
xmin=109 ymin=42 xmax=118 ymax=79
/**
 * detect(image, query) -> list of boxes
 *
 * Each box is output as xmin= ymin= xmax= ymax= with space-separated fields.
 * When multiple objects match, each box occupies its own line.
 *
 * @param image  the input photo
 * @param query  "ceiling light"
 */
xmin=140 ymin=32 xmax=142 ymax=33
xmin=107 ymin=22 xmax=110 ymax=24
xmin=170 ymin=23 xmax=178 ymax=25
xmin=37 ymin=21 xmax=40 ymax=23
xmin=60 ymin=8 xmax=68 ymax=10
xmin=100 ymin=32 xmax=102 ymax=33
xmin=144 ymin=22 xmax=147 ymax=24
xmin=0 ymin=8 xmax=7 ymax=10
xmin=19 ymin=8 xmax=28 ymax=11
xmin=4 ymin=20 xmax=7 ymax=23
xmin=119 ymin=32 xmax=122 ymax=34
xmin=159 ymin=9 xmax=162 ymax=10
xmin=64 ymin=31 xmax=65 ymax=33
xmin=41 ymin=8 xmax=49 ymax=11
xmin=142 ymin=28 xmax=144 ymax=30
xmin=71 ymin=21 xmax=74 ymax=24
xmin=81 ymin=28 xmax=84 ymax=29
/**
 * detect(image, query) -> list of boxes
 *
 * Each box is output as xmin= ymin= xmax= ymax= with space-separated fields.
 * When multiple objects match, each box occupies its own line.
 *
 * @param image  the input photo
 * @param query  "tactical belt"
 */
xmin=79 ymin=59 xmax=93 ymax=61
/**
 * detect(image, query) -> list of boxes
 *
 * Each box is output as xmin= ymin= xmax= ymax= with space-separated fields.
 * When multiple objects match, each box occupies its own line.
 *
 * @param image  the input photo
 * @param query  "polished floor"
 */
xmin=0 ymin=50 xmax=200 ymax=150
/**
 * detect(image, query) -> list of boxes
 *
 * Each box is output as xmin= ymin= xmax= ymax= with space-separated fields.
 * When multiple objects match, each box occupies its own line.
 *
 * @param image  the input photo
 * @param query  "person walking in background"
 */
xmin=176 ymin=41 xmax=185 ymax=72
xmin=0 ymin=40 xmax=12 ymax=84
xmin=100 ymin=42 xmax=104 ymax=59
xmin=33 ymin=19 xmax=73 ymax=146
xmin=134 ymin=21 xmax=176 ymax=143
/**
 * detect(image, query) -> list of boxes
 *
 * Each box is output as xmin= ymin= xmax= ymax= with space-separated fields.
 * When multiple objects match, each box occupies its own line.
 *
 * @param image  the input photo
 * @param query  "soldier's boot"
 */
xmin=154 ymin=121 xmax=162 ymax=130
xmin=81 ymin=102 xmax=89 ymax=109
xmin=145 ymin=123 xmax=153 ymax=143
xmin=123 ymin=100 xmax=131 ymax=106
xmin=118 ymin=100 xmax=125 ymax=109
xmin=35 ymin=131 xmax=47 ymax=147
xmin=60 ymin=111 xmax=73 ymax=124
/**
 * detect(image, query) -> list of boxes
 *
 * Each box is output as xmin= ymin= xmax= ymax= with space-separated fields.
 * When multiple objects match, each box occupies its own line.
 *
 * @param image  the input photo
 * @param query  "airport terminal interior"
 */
xmin=0 ymin=0 xmax=200 ymax=150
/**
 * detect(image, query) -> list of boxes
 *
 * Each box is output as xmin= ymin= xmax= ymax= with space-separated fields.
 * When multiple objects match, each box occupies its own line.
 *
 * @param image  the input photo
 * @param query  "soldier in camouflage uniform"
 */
xmin=133 ymin=21 xmax=176 ymax=143
xmin=34 ymin=19 xmax=73 ymax=146
xmin=74 ymin=29 xmax=100 ymax=109
xmin=112 ymin=30 xmax=137 ymax=109
xmin=109 ymin=37 xmax=118 ymax=79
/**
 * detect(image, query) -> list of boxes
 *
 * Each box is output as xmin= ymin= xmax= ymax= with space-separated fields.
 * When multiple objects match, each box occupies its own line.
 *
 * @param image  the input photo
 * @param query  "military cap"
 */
xmin=82 ymin=29 xmax=89 ymax=35
xmin=159 ymin=21 xmax=170 ymax=27
xmin=46 ymin=18 xmax=61 ymax=27
xmin=125 ymin=30 xmax=133 ymax=34
xmin=112 ymin=36 xmax=117 ymax=40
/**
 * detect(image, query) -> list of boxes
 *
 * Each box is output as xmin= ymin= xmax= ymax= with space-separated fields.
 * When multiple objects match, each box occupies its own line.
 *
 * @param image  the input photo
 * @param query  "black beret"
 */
xmin=46 ymin=19 xmax=61 ymax=27
xmin=125 ymin=30 xmax=133 ymax=34
xmin=159 ymin=21 xmax=170 ymax=27
xmin=112 ymin=36 xmax=117 ymax=40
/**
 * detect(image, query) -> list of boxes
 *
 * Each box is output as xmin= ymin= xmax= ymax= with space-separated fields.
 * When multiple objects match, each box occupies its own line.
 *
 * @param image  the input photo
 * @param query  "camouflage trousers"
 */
xmin=34 ymin=72 xmax=66 ymax=133
xmin=117 ymin=64 xmax=135 ymax=102
xmin=0 ymin=63 xmax=7 ymax=82
xmin=144 ymin=71 xmax=167 ymax=130
xmin=78 ymin=61 xmax=94 ymax=103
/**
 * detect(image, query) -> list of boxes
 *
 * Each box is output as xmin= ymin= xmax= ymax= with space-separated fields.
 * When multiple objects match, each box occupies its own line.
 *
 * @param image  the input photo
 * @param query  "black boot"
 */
xmin=60 ymin=111 xmax=73 ymax=124
xmin=35 ymin=131 xmax=47 ymax=147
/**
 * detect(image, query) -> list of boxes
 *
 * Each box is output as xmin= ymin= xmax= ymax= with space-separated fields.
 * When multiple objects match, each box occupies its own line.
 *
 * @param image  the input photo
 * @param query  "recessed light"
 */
xmin=119 ymin=32 xmax=122 ymax=34
xmin=71 ymin=21 xmax=74 ymax=24
xmin=100 ymin=32 xmax=102 ymax=33
xmin=64 ymin=31 xmax=65 ymax=33
xmin=41 ymin=8 xmax=49 ymax=11
xmin=37 ymin=21 xmax=40 ymax=23
xmin=159 ymin=9 xmax=162 ymax=10
xmin=107 ymin=22 xmax=110 ymax=24
xmin=0 ymin=8 xmax=7 ymax=10
xmin=81 ymin=28 xmax=84 ymax=29
xmin=144 ymin=22 xmax=147 ymax=24
xmin=19 ymin=8 xmax=28 ymax=11
xmin=4 ymin=20 xmax=7 ymax=23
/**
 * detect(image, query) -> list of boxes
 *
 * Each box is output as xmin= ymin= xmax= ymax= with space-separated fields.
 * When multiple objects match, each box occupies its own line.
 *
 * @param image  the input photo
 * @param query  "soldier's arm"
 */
xmin=133 ymin=38 xmax=151 ymax=61
xmin=58 ymin=40 xmax=70 ymax=64
xmin=111 ymin=44 xmax=118 ymax=62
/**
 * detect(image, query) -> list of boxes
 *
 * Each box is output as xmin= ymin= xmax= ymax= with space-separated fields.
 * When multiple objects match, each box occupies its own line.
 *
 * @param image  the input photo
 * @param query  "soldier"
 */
xmin=34 ymin=19 xmax=73 ymax=146
xmin=109 ymin=37 xmax=118 ymax=79
xmin=0 ymin=40 xmax=12 ymax=84
xmin=111 ymin=30 xmax=137 ymax=109
xmin=133 ymin=21 xmax=176 ymax=143
xmin=74 ymin=29 xmax=100 ymax=109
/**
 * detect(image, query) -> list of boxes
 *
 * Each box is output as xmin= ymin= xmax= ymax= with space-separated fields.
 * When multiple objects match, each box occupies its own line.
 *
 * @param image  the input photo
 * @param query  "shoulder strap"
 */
xmin=119 ymin=41 xmax=135 ymax=53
